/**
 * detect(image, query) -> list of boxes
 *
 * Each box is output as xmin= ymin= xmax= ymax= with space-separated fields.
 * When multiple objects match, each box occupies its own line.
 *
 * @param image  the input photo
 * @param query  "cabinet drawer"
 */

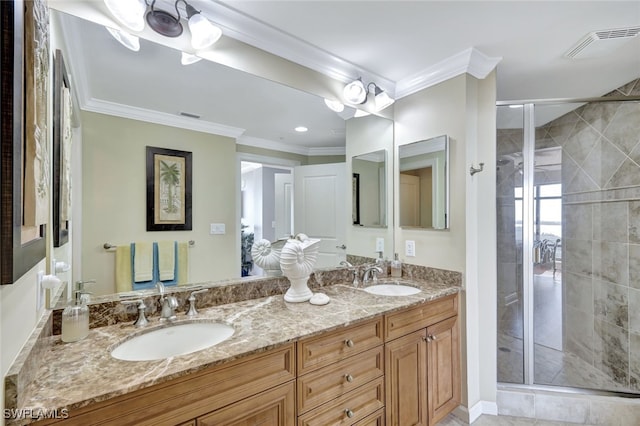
xmin=297 ymin=346 xmax=384 ymax=414
xmin=298 ymin=377 xmax=385 ymax=426
xmin=384 ymin=294 xmax=457 ymax=341
xmin=298 ymin=318 xmax=383 ymax=374
xmin=197 ymin=381 xmax=295 ymax=426
xmin=354 ymin=408 xmax=385 ymax=426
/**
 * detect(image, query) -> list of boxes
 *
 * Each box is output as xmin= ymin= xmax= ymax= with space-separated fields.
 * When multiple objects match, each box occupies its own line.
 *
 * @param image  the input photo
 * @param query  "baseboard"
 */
xmin=454 ymin=401 xmax=498 ymax=423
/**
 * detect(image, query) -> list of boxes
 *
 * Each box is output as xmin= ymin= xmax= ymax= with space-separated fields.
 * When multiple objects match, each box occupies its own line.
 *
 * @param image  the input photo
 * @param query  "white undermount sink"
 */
xmin=111 ymin=322 xmax=234 ymax=361
xmin=364 ymin=284 xmax=421 ymax=296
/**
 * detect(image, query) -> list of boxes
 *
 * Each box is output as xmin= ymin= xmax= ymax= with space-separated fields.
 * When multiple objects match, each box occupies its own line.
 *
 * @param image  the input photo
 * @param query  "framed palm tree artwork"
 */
xmin=146 ymin=146 xmax=192 ymax=231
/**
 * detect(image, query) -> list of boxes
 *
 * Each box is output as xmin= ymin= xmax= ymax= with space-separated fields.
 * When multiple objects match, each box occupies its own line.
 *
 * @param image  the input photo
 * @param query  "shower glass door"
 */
xmin=498 ymin=94 xmax=640 ymax=395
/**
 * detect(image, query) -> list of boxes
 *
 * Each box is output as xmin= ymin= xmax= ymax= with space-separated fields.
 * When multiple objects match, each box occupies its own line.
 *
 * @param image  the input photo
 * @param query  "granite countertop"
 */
xmin=11 ymin=278 xmax=460 ymax=423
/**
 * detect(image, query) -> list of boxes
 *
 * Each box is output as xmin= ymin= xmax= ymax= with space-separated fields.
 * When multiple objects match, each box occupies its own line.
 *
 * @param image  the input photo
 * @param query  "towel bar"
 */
xmin=104 ymin=240 xmax=195 ymax=250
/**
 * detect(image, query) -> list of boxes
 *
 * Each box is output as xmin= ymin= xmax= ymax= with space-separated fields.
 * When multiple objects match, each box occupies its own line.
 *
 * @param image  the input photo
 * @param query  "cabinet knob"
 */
xmin=345 ymin=409 xmax=355 ymax=418
xmin=422 ymin=336 xmax=430 ymax=342
xmin=345 ymin=339 xmax=355 ymax=348
xmin=345 ymin=374 xmax=354 ymax=383
xmin=428 ymin=334 xmax=437 ymax=341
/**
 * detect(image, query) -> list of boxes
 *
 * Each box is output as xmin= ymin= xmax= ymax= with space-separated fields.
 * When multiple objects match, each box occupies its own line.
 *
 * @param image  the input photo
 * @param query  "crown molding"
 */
xmin=194 ymin=1 xmax=397 ymax=95
xmin=395 ymin=47 xmax=502 ymax=100
xmin=83 ymin=98 xmax=245 ymax=138
xmin=237 ymin=136 xmax=345 ymax=157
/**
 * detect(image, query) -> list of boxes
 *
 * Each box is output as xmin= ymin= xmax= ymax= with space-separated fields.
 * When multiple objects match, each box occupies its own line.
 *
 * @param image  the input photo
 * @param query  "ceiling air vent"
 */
xmin=179 ymin=111 xmax=201 ymax=119
xmin=564 ymin=26 xmax=640 ymax=59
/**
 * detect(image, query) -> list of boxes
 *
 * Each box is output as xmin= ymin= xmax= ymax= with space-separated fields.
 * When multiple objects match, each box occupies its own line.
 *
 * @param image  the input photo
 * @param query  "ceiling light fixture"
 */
xmin=295 ymin=126 xmax=308 ymax=132
xmin=104 ymin=0 xmax=147 ymax=32
xmin=324 ymin=98 xmax=345 ymax=112
xmin=106 ymin=27 xmax=140 ymax=52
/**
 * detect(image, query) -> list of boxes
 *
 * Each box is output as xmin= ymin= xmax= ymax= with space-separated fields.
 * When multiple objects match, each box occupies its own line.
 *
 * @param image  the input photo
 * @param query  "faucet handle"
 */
xmin=187 ymin=289 xmax=207 ymax=316
xmin=121 ymin=299 xmax=149 ymax=327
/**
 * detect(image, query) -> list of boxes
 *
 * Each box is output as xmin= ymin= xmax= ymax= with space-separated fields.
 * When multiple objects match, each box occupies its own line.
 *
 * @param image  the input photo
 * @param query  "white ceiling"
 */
xmin=56 ymin=1 xmax=640 ymax=151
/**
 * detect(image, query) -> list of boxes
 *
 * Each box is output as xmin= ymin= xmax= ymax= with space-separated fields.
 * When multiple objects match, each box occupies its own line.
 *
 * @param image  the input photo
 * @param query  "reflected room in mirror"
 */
xmin=398 ymin=135 xmax=449 ymax=230
xmin=351 ymin=150 xmax=387 ymax=228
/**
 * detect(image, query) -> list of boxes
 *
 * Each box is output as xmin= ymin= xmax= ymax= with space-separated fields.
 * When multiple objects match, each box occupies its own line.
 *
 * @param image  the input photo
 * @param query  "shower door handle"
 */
xmin=336 ymin=244 xmax=346 ymax=250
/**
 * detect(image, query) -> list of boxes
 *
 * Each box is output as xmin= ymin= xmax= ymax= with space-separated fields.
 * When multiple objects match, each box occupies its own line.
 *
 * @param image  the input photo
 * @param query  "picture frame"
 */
xmin=352 ymin=173 xmax=360 ymax=225
xmin=1 ymin=0 xmax=48 ymax=284
xmin=146 ymin=146 xmax=192 ymax=231
xmin=52 ymin=49 xmax=72 ymax=247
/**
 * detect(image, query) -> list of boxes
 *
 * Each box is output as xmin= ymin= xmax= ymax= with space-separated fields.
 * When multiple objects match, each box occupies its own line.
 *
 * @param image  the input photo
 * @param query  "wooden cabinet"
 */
xmin=297 ymin=318 xmax=385 ymax=425
xmin=37 ymin=344 xmax=296 ymax=426
xmin=384 ymin=294 xmax=460 ymax=426
xmin=426 ymin=316 xmax=460 ymax=426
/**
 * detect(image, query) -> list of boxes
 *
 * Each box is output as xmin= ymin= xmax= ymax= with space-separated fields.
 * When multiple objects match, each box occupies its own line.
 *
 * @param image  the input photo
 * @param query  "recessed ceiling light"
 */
xmin=295 ymin=126 xmax=308 ymax=132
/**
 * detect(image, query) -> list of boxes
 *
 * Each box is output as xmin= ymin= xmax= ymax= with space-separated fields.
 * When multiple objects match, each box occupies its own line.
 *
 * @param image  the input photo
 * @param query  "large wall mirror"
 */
xmin=352 ymin=150 xmax=387 ymax=228
xmin=50 ymin=8 xmax=395 ymax=299
xmin=398 ymin=135 xmax=449 ymax=230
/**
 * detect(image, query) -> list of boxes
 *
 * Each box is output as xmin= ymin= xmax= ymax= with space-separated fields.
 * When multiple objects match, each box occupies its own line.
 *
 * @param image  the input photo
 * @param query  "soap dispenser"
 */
xmin=390 ymin=253 xmax=402 ymax=278
xmin=61 ymin=282 xmax=92 ymax=343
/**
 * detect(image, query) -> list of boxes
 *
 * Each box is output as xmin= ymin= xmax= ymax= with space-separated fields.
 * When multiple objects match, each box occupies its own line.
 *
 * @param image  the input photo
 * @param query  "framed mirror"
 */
xmin=351 ymin=150 xmax=387 ymax=228
xmin=398 ymin=135 xmax=449 ymax=230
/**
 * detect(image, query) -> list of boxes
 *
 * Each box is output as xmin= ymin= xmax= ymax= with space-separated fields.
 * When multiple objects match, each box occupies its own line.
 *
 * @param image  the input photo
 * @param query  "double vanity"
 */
xmin=5 ymin=267 xmax=461 ymax=425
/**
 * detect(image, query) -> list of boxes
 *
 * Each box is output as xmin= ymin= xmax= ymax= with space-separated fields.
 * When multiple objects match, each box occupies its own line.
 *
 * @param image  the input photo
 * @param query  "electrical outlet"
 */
xmin=405 ymin=240 xmax=416 ymax=257
xmin=375 ymin=237 xmax=384 ymax=252
xmin=210 ymin=223 xmax=226 ymax=235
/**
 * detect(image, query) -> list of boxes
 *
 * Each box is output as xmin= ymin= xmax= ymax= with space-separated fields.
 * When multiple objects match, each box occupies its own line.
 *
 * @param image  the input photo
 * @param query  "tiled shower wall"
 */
xmin=496 ymin=78 xmax=640 ymax=391
xmin=550 ymin=78 xmax=640 ymax=391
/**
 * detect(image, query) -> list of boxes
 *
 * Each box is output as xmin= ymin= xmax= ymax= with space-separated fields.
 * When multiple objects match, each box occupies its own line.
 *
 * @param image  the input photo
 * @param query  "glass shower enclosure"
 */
xmin=496 ymin=79 xmax=640 ymax=394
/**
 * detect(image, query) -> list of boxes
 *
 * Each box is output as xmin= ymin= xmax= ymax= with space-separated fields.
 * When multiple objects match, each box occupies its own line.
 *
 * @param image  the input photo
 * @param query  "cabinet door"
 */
xmin=197 ymin=382 xmax=295 ymax=426
xmin=384 ymin=329 xmax=427 ymax=426
xmin=426 ymin=316 xmax=460 ymax=426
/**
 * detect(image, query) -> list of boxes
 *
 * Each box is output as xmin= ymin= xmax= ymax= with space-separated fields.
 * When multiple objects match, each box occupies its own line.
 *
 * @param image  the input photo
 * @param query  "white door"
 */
xmin=294 ymin=163 xmax=347 ymax=268
xmin=274 ymin=173 xmax=293 ymax=240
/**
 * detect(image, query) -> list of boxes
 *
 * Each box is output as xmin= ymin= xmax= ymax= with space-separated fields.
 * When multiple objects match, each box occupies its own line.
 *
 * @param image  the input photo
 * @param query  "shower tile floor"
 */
xmin=497 ymin=271 xmax=631 ymax=393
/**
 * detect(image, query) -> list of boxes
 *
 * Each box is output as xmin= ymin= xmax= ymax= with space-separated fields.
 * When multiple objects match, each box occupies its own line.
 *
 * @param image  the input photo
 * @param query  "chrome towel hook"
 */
xmin=470 ymin=162 xmax=485 ymax=176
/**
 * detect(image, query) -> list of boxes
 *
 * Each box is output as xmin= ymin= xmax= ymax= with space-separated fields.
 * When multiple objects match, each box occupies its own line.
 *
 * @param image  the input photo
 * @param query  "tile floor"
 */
xmin=440 ymin=413 xmax=596 ymax=426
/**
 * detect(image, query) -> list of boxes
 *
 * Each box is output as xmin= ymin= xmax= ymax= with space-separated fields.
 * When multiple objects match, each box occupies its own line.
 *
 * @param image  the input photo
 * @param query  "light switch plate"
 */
xmin=375 ymin=237 xmax=384 ymax=252
xmin=210 ymin=223 xmax=226 ymax=235
xmin=405 ymin=240 xmax=416 ymax=257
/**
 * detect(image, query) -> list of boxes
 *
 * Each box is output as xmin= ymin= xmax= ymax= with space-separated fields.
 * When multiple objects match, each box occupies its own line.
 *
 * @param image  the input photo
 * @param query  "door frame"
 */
xmin=236 ymin=152 xmax=300 ymax=276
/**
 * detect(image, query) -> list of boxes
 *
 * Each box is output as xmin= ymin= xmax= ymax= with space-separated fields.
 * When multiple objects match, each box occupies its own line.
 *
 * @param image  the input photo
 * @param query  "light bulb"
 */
xmin=104 ymin=0 xmax=146 ymax=32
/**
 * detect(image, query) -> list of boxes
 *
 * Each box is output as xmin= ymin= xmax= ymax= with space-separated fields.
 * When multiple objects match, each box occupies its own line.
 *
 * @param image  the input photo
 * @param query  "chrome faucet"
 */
xmin=156 ymin=282 xmax=178 ymax=322
xmin=362 ymin=266 xmax=383 ymax=284
xmin=121 ymin=299 xmax=149 ymax=327
xmin=340 ymin=261 xmax=360 ymax=287
xmin=186 ymin=288 xmax=208 ymax=317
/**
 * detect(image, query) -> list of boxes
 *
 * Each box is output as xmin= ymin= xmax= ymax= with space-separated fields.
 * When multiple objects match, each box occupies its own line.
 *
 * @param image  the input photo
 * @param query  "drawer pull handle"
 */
xmin=345 ymin=374 xmax=354 ymax=383
xmin=345 ymin=409 xmax=355 ymax=418
xmin=345 ymin=339 xmax=355 ymax=348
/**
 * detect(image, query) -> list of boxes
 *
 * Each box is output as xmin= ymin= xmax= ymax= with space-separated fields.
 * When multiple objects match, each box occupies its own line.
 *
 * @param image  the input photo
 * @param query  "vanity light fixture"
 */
xmin=146 ymin=0 xmax=222 ymax=49
xmin=181 ymin=52 xmax=203 ymax=65
xmin=342 ymin=78 xmax=395 ymax=111
xmin=324 ymin=98 xmax=345 ymax=113
xmin=106 ymin=27 xmax=141 ymax=52
xmin=104 ymin=0 xmax=147 ymax=32
xmin=343 ymin=78 xmax=367 ymax=104
xmin=370 ymin=83 xmax=395 ymax=111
